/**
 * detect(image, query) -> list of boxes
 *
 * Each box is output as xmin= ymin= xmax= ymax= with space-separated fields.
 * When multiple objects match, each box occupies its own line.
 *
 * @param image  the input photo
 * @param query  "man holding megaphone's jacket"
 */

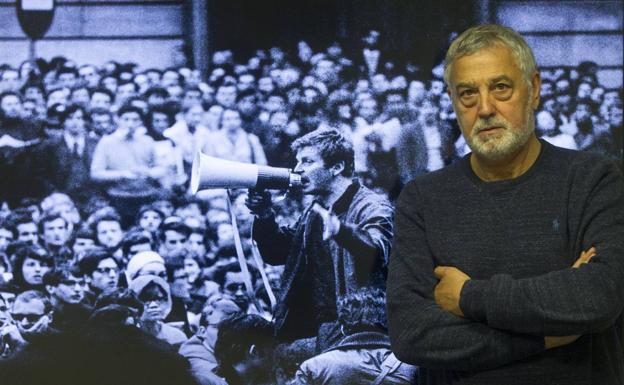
xmin=245 ymin=128 xmax=394 ymax=347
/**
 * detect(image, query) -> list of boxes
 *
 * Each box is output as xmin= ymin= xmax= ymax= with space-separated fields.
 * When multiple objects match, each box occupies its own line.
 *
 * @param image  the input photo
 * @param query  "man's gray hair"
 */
xmin=443 ymin=24 xmax=537 ymax=87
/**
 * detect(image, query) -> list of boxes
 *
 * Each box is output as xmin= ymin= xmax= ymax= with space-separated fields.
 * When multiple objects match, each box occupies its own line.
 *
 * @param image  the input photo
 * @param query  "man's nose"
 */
xmin=477 ymin=92 xmax=496 ymax=119
xmin=293 ymin=163 xmax=302 ymax=173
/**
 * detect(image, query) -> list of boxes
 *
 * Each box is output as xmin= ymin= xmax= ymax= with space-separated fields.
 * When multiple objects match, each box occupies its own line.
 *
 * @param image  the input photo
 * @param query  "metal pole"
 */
xmin=29 ymin=39 xmax=36 ymax=63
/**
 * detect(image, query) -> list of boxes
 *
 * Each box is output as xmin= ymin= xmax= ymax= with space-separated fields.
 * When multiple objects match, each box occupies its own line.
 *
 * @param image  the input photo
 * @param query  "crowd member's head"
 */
xmin=116 ymin=80 xmax=137 ymax=106
xmin=164 ymin=256 xmax=191 ymax=300
xmin=46 ymin=87 xmax=69 ymax=108
xmin=145 ymin=86 xmax=169 ymax=108
xmin=56 ymin=66 xmax=79 ymax=89
xmin=137 ymin=204 xmax=165 ymax=234
xmin=291 ymin=128 xmax=355 ymax=197
xmin=115 ymin=104 xmax=145 ymax=136
xmin=10 ymin=290 xmax=53 ymax=341
xmin=214 ymin=314 xmax=276 ymax=385
xmin=93 ymin=213 xmax=124 ymax=249
xmin=90 ymin=107 xmax=114 ymax=137
xmin=126 ymin=250 xmax=167 ymax=283
xmin=0 ymin=218 xmax=14 ymax=254
xmin=186 ymin=225 xmax=208 ymax=261
xmin=443 ymin=24 xmax=541 ymax=162
xmin=145 ymin=106 xmax=174 ymax=140
xmin=60 ymin=104 xmax=89 ymax=139
xmin=162 ymin=68 xmax=181 ymax=88
xmin=213 ymin=261 xmax=257 ymax=311
xmin=0 ymin=68 xmax=20 ymax=93
xmin=78 ymin=64 xmax=101 ymax=89
xmin=215 ymin=82 xmax=238 ymax=108
xmin=43 ymin=265 xmax=86 ymax=306
xmin=39 ymin=213 xmax=70 ymax=250
xmin=70 ymin=86 xmax=91 ymax=108
xmin=0 ymin=91 xmax=23 ymax=120
xmin=89 ymin=87 xmax=113 ymax=111
xmin=91 ymin=287 xmax=142 ymax=327
xmin=70 ymin=227 xmax=96 ymax=258
xmin=120 ymin=229 xmax=154 ymax=261
xmin=158 ymin=221 xmax=190 ymax=259
xmin=337 ymin=286 xmax=387 ymax=335
xmin=11 ymin=245 xmax=53 ymax=290
xmin=182 ymin=103 xmax=204 ymax=131
xmin=78 ymin=249 xmax=119 ymax=294
xmin=100 ymin=74 xmax=118 ymax=94
xmin=9 ymin=210 xmax=38 ymax=245
xmin=220 ymin=107 xmax=244 ymax=134
xmin=130 ymin=275 xmax=172 ymax=324
xmin=181 ymin=85 xmax=203 ymax=109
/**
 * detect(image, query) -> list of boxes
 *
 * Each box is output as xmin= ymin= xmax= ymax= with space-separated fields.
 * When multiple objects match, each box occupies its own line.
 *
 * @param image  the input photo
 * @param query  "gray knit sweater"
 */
xmin=387 ymin=140 xmax=624 ymax=384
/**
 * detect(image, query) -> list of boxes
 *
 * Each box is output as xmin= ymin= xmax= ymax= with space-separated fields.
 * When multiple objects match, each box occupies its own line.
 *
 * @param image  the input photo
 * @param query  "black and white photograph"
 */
xmin=0 ymin=1 xmax=622 ymax=384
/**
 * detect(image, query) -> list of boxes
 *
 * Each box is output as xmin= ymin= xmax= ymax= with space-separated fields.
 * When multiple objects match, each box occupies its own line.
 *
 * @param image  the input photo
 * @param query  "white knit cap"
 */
xmin=126 ymin=251 xmax=165 ymax=281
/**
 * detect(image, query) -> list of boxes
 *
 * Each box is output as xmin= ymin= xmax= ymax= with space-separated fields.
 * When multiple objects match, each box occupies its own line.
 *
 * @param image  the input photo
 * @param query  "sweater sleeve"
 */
xmin=460 ymin=158 xmax=624 ymax=335
xmin=333 ymin=198 xmax=394 ymax=270
xmin=252 ymin=214 xmax=296 ymax=266
xmin=387 ymin=181 xmax=545 ymax=371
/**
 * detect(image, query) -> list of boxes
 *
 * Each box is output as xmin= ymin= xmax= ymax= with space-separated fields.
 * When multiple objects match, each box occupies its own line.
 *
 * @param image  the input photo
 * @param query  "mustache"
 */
xmin=472 ymin=118 xmax=511 ymax=133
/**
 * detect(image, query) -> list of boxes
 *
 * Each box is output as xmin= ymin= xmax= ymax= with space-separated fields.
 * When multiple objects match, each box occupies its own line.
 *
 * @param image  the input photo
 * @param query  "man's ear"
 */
xmin=531 ymin=72 xmax=542 ymax=110
xmin=330 ymin=161 xmax=345 ymax=177
xmin=45 ymin=285 xmax=55 ymax=296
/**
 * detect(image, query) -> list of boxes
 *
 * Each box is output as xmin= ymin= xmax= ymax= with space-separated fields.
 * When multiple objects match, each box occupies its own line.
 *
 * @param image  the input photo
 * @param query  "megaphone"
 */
xmin=190 ymin=152 xmax=303 ymax=194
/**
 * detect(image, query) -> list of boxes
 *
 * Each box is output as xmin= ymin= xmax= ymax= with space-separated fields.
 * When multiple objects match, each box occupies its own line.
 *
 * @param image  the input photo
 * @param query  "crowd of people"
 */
xmin=0 ymin=27 xmax=621 ymax=385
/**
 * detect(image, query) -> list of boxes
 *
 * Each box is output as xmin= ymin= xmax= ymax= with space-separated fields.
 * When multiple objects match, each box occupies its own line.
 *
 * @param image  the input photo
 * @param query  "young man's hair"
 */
xmin=42 ymin=265 xmax=83 ymax=287
xmin=144 ymin=86 xmax=169 ymax=99
xmin=337 ymin=286 xmax=387 ymax=334
xmin=56 ymin=66 xmax=78 ymax=78
xmin=14 ymin=289 xmax=53 ymax=314
xmin=92 ymin=212 xmax=122 ymax=232
xmin=214 ymin=314 xmax=275 ymax=383
xmin=120 ymin=229 xmax=154 ymax=257
xmin=158 ymin=221 xmax=191 ymax=242
xmin=93 ymin=288 xmax=142 ymax=313
xmin=78 ymin=248 xmax=117 ymax=276
xmin=7 ymin=209 xmax=36 ymax=239
xmin=212 ymin=260 xmax=258 ymax=289
xmin=116 ymin=104 xmax=144 ymax=122
xmin=290 ymin=128 xmax=355 ymax=177
xmin=90 ymin=87 xmax=114 ymax=101
xmin=0 ymin=90 xmax=23 ymax=105
xmin=37 ymin=212 xmax=68 ymax=235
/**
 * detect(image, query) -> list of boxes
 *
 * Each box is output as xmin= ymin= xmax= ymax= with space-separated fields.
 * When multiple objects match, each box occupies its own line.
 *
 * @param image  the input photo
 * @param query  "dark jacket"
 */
xmin=253 ymin=180 xmax=393 ymax=341
xmin=36 ymin=134 xmax=99 ymax=206
xmin=293 ymin=331 xmax=418 ymax=384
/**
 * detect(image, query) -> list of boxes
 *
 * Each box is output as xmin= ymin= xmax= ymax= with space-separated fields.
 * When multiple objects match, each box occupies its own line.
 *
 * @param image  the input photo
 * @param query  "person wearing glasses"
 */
xmin=77 ymin=248 xmax=120 ymax=305
xmin=2 ymin=290 xmax=53 ymax=352
xmin=43 ymin=265 xmax=90 ymax=332
xmin=129 ymin=274 xmax=187 ymax=348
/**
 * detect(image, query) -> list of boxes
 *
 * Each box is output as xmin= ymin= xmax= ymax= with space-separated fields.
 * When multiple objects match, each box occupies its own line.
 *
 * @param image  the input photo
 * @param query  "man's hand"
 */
xmin=572 ymin=246 xmax=596 ymax=268
xmin=1 ymin=324 xmax=26 ymax=347
xmin=245 ymin=189 xmax=273 ymax=219
xmin=311 ymin=203 xmax=340 ymax=240
xmin=434 ymin=266 xmax=470 ymax=317
xmin=544 ymin=246 xmax=596 ymax=349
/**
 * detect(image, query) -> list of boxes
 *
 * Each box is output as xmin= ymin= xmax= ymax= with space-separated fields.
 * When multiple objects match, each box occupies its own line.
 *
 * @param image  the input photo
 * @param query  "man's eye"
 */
xmin=494 ymin=83 xmax=510 ymax=91
xmin=459 ymin=89 xmax=476 ymax=98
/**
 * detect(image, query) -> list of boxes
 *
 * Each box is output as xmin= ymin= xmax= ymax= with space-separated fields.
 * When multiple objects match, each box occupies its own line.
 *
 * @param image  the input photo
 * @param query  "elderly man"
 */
xmin=247 ymin=128 xmax=393 ymax=342
xmin=387 ymin=24 xmax=624 ymax=384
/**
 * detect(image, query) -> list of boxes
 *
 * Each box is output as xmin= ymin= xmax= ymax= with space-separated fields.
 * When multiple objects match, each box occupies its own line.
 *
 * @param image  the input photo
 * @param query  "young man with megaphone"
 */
xmin=245 ymin=128 xmax=394 ymax=346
